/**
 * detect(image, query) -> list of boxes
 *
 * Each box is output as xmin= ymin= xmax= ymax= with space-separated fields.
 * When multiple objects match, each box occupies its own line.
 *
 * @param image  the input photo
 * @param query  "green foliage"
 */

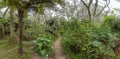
xmin=102 ymin=16 xmax=117 ymax=27
xmin=0 ymin=36 xmax=32 ymax=59
xmin=111 ymin=18 xmax=120 ymax=33
xmin=1 ymin=0 xmax=120 ymax=59
xmin=0 ymin=0 xmax=7 ymax=8
xmin=89 ymin=25 xmax=116 ymax=59
xmin=103 ymin=15 xmax=120 ymax=37
xmin=1 ymin=0 xmax=65 ymax=13
xmin=61 ymin=18 xmax=117 ymax=59
xmin=24 ymin=20 xmax=45 ymax=40
xmin=0 ymin=18 xmax=10 ymax=35
xmin=45 ymin=18 xmax=60 ymax=35
xmin=33 ymin=34 xmax=53 ymax=58
xmin=112 ymin=19 xmax=120 ymax=38
xmin=0 ymin=17 xmax=18 ymax=37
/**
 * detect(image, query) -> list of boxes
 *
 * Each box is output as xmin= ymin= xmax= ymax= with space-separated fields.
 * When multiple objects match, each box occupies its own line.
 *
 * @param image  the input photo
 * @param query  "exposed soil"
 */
xmin=53 ymin=35 xmax=66 ymax=59
xmin=31 ymin=52 xmax=43 ymax=59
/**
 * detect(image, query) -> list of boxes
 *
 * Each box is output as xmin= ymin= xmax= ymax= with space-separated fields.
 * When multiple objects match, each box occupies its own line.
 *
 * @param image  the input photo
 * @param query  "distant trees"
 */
xmin=52 ymin=0 xmax=110 ymax=26
xmin=81 ymin=0 xmax=110 ymax=25
xmin=81 ymin=0 xmax=93 ymax=25
xmin=0 ymin=0 xmax=65 ymax=55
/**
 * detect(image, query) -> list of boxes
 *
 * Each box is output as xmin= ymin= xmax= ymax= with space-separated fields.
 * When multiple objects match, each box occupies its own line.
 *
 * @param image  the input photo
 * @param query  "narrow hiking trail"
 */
xmin=31 ymin=35 xmax=66 ymax=59
xmin=31 ymin=52 xmax=43 ymax=59
xmin=53 ymin=35 xmax=66 ymax=59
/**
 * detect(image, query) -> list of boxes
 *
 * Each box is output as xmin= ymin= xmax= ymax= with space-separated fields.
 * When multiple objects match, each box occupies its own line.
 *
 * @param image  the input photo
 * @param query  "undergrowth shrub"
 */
xmin=0 ymin=36 xmax=32 ymax=59
xmin=62 ymin=18 xmax=117 ymax=59
xmin=102 ymin=16 xmax=116 ymax=27
xmin=45 ymin=18 xmax=60 ymax=35
xmin=24 ymin=26 xmax=45 ymax=40
xmin=103 ymin=16 xmax=120 ymax=33
xmin=103 ymin=15 xmax=120 ymax=41
xmin=112 ymin=19 xmax=120 ymax=39
xmin=89 ymin=25 xmax=116 ymax=59
xmin=33 ymin=33 xmax=54 ymax=58
xmin=0 ymin=18 xmax=10 ymax=35
xmin=23 ymin=19 xmax=47 ymax=41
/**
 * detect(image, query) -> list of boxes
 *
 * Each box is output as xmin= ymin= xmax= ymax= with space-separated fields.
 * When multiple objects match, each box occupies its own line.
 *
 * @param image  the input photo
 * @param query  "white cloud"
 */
xmin=109 ymin=0 xmax=120 ymax=9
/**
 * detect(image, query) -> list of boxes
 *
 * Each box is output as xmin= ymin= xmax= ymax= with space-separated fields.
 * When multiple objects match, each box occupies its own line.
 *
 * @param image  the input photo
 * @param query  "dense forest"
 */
xmin=0 ymin=0 xmax=120 ymax=59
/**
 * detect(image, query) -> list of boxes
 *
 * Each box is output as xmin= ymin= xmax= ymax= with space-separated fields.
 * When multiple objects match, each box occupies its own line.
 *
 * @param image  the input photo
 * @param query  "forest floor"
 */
xmin=1 ymin=36 xmax=120 ymax=59
xmin=53 ymin=35 xmax=66 ymax=59
xmin=31 ymin=35 xmax=66 ymax=59
xmin=0 ymin=35 xmax=66 ymax=59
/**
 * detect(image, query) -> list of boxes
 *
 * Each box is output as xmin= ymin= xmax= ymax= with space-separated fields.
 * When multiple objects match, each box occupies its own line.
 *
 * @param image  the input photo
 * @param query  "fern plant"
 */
xmin=33 ymin=34 xmax=53 ymax=58
xmin=61 ymin=18 xmax=117 ymax=59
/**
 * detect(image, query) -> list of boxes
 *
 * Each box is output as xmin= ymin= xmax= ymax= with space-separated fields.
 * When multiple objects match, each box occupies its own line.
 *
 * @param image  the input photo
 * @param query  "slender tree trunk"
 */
xmin=3 ymin=7 xmax=9 ymax=18
xmin=99 ymin=54 xmax=103 ymax=59
xmin=10 ymin=8 xmax=15 ymax=38
xmin=87 ymin=7 xmax=92 ymax=26
xmin=93 ymin=0 xmax=98 ymax=21
xmin=81 ymin=0 xmax=93 ymax=26
xmin=1 ymin=7 xmax=9 ymax=37
xmin=1 ymin=24 xmax=5 ymax=38
xmin=18 ymin=8 xmax=24 ymax=55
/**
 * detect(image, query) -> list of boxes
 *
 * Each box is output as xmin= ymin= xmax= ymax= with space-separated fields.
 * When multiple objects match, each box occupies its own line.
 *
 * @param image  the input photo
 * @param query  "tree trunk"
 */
xmin=3 ymin=7 xmax=9 ymax=18
xmin=81 ymin=0 xmax=93 ymax=26
xmin=1 ymin=24 xmax=5 ymax=38
xmin=18 ymin=8 xmax=24 ymax=55
xmin=1 ymin=7 xmax=9 ymax=37
xmin=10 ymin=8 xmax=15 ymax=38
xmin=99 ymin=55 xmax=103 ymax=59
xmin=87 ymin=7 xmax=92 ymax=26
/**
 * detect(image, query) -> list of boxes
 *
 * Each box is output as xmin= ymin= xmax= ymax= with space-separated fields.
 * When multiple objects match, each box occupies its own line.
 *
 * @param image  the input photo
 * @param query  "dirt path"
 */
xmin=31 ymin=52 xmax=43 ymax=59
xmin=53 ymin=35 xmax=66 ymax=59
xmin=31 ymin=35 xmax=66 ymax=59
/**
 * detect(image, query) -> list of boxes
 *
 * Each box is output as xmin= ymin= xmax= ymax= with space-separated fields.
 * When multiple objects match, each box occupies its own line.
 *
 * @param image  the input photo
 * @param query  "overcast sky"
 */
xmin=69 ymin=0 xmax=120 ymax=10
xmin=1 ymin=0 xmax=120 ymax=12
xmin=109 ymin=0 xmax=120 ymax=9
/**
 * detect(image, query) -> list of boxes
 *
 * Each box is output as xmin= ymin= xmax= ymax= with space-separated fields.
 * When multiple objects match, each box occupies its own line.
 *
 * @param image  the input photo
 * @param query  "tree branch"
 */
xmin=81 ymin=0 xmax=88 ymax=8
xmin=96 ymin=0 xmax=110 ymax=16
xmin=3 ymin=7 xmax=9 ymax=18
xmin=94 ymin=0 xmax=98 ymax=16
xmin=88 ymin=0 xmax=93 ymax=7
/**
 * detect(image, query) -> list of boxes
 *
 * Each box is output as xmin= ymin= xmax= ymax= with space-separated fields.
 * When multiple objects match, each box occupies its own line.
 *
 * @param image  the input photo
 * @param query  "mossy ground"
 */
xmin=0 ymin=36 xmax=33 ymax=59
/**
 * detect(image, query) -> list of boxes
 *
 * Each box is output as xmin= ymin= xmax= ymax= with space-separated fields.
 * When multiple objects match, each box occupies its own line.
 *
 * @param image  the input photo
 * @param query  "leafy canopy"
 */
xmin=1 ymin=0 xmax=64 ymax=14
